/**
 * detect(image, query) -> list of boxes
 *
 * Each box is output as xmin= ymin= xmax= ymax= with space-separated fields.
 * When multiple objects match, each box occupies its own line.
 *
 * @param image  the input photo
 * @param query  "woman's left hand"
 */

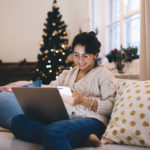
xmin=72 ymin=92 xmax=82 ymax=105
xmin=61 ymin=94 xmax=73 ymax=106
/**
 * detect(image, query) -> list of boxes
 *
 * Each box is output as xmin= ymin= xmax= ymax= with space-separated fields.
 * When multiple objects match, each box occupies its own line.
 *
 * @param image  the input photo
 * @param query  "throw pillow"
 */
xmin=102 ymin=80 xmax=150 ymax=147
xmin=23 ymin=80 xmax=42 ymax=87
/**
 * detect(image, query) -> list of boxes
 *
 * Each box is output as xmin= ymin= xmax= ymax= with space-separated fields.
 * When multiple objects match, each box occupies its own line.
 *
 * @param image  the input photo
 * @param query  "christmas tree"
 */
xmin=33 ymin=0 xmax=72 ymax=84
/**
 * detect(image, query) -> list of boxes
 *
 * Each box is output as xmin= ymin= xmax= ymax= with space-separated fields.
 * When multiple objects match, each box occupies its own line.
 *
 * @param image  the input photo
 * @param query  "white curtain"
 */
xmin=140 ymin=0 xmax=150 ymax=80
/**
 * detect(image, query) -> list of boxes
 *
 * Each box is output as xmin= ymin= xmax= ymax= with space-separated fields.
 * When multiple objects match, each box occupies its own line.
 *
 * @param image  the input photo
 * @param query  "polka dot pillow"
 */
xmin=102 ymin=80 xmax=150 ymax=147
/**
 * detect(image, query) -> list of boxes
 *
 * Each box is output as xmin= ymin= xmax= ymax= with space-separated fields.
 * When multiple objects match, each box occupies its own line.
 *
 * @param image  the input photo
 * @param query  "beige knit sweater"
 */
xmin=49 ymin=66 xmax=117 ymax=126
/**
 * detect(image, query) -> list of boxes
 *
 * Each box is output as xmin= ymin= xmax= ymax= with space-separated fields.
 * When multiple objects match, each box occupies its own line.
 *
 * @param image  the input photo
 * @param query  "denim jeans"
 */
xmin=11 ymin=115 xmax=106 ymax=150
xmin=0 ymin=80 xmax=42 ymax=129
xmin=0 ymin=91 xmax=23 ymax=128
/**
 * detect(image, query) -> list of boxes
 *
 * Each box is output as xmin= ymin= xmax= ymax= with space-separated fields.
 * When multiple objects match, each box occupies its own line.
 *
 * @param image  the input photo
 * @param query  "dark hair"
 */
xmin=72 ymin=31 xmax=101 ymax=55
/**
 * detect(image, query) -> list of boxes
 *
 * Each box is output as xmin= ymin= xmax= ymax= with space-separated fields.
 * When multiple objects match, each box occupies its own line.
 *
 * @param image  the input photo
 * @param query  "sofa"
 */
xmin=0 ymin=79 xmax=150 ymax=150
xmin=0 ymin=132 xmax=149 ymax=150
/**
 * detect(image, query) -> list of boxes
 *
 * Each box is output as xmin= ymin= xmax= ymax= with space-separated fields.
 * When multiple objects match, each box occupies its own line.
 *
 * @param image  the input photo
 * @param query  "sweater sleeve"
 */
xmin=49 ymin=70 xmax=69 ymax=87
xmin=91 ymin=71 xmax=117 ymax=117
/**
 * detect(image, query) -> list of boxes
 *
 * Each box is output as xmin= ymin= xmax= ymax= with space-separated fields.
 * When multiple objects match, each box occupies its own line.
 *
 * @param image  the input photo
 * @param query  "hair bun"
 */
xmin=89 ymin=31 xmax=96 ymax=37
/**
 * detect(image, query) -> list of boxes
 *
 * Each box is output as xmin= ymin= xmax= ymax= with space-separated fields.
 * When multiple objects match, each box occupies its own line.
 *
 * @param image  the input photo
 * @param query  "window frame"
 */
xmin=105 ymin=0 xmax=140 ymax=54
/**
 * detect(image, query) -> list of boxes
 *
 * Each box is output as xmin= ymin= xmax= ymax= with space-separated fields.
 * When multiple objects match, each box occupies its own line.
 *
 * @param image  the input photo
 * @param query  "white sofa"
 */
xmin=0 ymin=132 xmax=150 ymax=150
xmin=1 ymin=77 xmax=150 ymax=150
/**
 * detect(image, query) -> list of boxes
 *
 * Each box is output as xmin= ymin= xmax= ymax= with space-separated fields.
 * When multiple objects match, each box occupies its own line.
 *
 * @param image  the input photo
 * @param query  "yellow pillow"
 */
xmin=102 ymin=80 xmax=150 ymax=147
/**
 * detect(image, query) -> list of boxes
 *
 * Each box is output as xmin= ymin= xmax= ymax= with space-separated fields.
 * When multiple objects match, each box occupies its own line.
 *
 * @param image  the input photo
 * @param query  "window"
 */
xmin=105 ymin=0 xmax=140 ymax=54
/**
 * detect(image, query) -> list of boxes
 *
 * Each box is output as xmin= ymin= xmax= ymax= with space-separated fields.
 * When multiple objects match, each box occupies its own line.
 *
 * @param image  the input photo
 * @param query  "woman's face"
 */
xmin=73 ymin=44 xmax=96 ymax=70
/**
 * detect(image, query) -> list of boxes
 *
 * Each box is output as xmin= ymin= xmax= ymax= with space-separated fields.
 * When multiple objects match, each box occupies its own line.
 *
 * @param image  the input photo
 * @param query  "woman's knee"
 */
xmin=11 ymin=114 xmax=45 ymax=144
xmin=10 ymin=115 xmax=27 ymax=140
xmin=42 ymin=122 xmax=72 ymax=150
xmin=11 ymin=114 xmax=27 ymax=128
xmin=0 ymin=92 xmax=23 ymax=129
xmin=42 ymin=121 xmax=68 ymax=139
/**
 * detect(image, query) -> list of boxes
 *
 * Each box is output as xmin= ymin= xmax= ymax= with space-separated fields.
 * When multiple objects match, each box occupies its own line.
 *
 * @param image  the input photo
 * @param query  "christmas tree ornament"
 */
xmin=44 ymin=50 xmax=48 ymax=54
xmin=56 ymin=72 xmax=59 ymax=75
xmin=40 ymin=41 xmax=44 ymax=46
xmin=52 ymin=33 xmax=55 ymax=36
xmin=59 ymin=49 xmax=63 ymax=53
xmin=63 ymin=36 xmax=67 ymax=39
xmin=42 ymin=33 xmax=47 ymax=37
xmin=45 ymin=55 xmax=48 ymax=58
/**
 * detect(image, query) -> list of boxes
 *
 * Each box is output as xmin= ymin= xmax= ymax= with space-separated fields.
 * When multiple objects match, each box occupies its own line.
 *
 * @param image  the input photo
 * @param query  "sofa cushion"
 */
xmin=0 ymin=132 xmax=150 ymax=150
xmin=0 ymin=132 xmax=43 ymax=150
xmin=102 ymin=80 xmax=150 ymax=147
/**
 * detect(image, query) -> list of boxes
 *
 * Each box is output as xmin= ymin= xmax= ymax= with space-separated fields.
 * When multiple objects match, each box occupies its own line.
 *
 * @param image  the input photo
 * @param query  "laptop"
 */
xmin=12 ymin=87 xmax=70 ymax=124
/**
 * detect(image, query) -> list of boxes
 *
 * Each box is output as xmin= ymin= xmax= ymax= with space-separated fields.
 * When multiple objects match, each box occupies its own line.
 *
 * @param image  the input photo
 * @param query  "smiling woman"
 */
xmin=73 ymin=45 xmax=96 ymax=71
xmin=0 ymin=31 xmax=117 ymax=150
xmin=72 ymin=32 xmax=100 ymax=71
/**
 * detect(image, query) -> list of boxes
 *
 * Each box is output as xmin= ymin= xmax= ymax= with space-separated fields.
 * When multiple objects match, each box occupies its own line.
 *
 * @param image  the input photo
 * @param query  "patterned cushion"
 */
xmin=102 ymin=80 xmax=150 ymax=147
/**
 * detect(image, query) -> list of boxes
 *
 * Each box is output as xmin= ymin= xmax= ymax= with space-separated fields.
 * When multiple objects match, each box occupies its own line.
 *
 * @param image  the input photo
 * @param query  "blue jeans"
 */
xmin=0 ymin=92 xmax=23 ymax=129
xmin=11 ymin=115 xmax=106 ymax=150
xmin=0 ymin=80 xmax=42 ymax=129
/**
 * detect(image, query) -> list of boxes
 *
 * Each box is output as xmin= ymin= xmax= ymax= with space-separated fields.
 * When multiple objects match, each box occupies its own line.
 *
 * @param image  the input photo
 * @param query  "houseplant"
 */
xmin=106 ymin=46 xmax=139 ymax=73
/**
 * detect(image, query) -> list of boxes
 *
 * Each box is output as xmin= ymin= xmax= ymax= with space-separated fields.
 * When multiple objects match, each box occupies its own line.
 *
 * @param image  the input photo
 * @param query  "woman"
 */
xmin=1 ymin=31 xmax=117 ymax=150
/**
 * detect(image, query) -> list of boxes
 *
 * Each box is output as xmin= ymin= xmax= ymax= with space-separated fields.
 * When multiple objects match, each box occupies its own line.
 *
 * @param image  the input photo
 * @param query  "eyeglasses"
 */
xmin=73 ymin=52 xmax=91 ymax=60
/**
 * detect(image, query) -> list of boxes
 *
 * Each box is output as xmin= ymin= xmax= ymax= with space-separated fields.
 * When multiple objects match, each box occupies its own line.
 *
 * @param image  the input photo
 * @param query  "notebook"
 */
xmin=12 ymin=87 xmax=70 ymax=124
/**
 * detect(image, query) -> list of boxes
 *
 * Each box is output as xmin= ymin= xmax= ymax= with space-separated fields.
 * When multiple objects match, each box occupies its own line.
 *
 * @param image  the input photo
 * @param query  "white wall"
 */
xmin=88 ymin=0 xmax=106 ymax=58
xmin=0 ymin=0 xmax=89 ymax=62
xmin=95 ymin=0 xmax=106 ymax=58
